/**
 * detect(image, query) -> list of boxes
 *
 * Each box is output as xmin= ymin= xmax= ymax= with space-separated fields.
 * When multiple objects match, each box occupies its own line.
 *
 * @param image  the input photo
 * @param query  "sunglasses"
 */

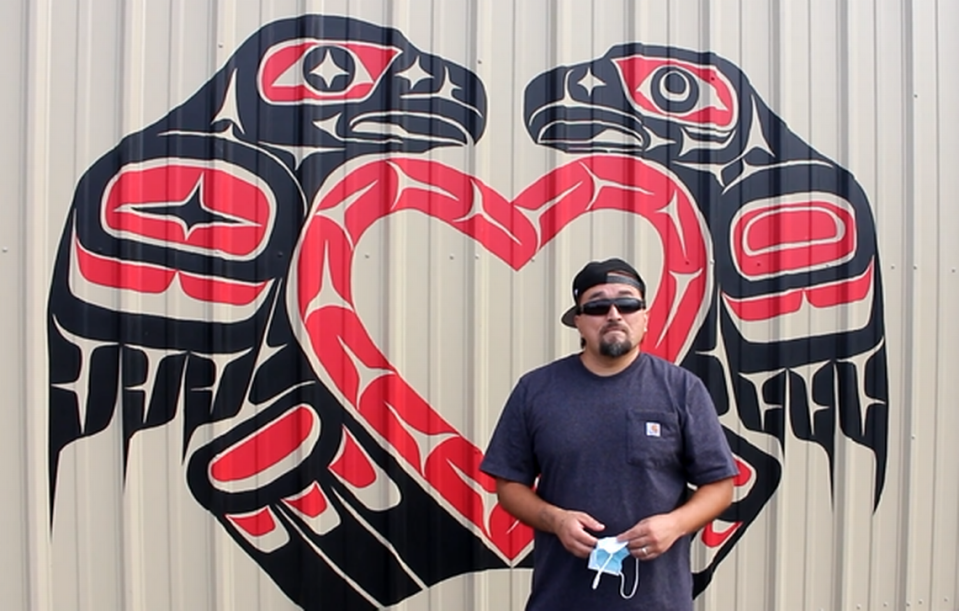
xmin=578 ymin=297 xmax=646 ymax=317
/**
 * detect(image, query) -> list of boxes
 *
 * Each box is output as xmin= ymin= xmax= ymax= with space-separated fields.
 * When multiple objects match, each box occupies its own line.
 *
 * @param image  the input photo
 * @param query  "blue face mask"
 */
xmin=588 ymin=537 xmax=639 ymax=599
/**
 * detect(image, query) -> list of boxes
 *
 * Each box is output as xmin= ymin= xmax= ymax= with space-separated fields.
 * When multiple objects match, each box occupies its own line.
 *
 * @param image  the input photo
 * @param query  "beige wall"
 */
xmin=1 ymin=0 xmax=957 ymax=609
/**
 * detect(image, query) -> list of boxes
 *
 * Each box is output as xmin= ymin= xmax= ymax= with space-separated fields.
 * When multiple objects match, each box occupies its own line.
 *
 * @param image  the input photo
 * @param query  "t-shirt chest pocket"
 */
xmin=626 ymin=410 xmax=681 ymax=468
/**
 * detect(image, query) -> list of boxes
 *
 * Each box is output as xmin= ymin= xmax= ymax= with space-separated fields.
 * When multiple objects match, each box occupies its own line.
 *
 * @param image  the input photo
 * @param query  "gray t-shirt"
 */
xmin=480 ymin=352 xmax=738 ymax=611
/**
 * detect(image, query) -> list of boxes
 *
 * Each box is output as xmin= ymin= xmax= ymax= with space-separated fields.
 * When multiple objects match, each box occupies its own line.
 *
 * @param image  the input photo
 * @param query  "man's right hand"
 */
xmin=549 ymin=509 xmax=605 ymax=558
xmin=495 ymin=479 xmax=605 ymax=558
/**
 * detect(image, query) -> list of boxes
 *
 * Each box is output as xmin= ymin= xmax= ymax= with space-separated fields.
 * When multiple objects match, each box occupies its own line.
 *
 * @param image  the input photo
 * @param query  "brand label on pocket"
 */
xmin=646 ymin=422 xmax=661 ymax=437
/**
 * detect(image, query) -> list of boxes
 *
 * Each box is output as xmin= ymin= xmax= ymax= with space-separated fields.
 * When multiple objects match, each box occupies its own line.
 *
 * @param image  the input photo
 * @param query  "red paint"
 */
xmin=732 ymin=201 xmax=856 ymax=277
xmin=733 ymin=458 xmax=753 ymax=487
xmin=701 ymin=520 xmax=741 ymax=548
xmin=76 ymin=237 xmax=268 ymax=305
xmin=259 ymin=41 xmax=400 ymax=103
xmin=104 ymin=165 xmax=270 ymax=257
xmin=723 ymin=260 xmax=873 ymax=321
xmin=612 ymin=56 xmax=736 ymax=128
xmin=284 ymin=483 xmax=328 ymax=518
xmin=228 ymin=508 xmax=277 ymax=537
xmin=329 ymin=429 xmax=377 ymax=488
xmin=76 ymin=238 xmax=174 ymax=293
xmin=210 ymin=407 xmax=315 ymax=482
xmin=178 ymin=272 xmax=269 ymax=306
xmin=295 ymin=155 xmax=711 ymax=560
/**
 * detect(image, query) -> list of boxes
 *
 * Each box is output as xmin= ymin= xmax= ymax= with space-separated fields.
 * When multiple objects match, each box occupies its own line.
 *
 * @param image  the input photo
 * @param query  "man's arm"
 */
xmin=496 ymin=478 xmax=605 ymax=559
xmin=615 ymin=477 xmax=734 ymax=561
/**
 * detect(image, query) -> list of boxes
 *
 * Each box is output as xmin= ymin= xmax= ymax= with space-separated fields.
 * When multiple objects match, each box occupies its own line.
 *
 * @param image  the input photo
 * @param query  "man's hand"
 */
xmin=550 ymin=509 xmax=605 ymax=558
xmin=617 ymin=477 xmax=735 ymax=561
xmin=495 ymin=479 xmax=605 ymax=558
xmin=616 ymin=513 xmax=683 ymax=561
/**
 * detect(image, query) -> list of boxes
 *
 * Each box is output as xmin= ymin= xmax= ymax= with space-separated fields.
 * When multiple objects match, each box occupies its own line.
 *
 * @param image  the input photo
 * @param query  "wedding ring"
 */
xmin=641 ymin=546 xmax=648 ymax=556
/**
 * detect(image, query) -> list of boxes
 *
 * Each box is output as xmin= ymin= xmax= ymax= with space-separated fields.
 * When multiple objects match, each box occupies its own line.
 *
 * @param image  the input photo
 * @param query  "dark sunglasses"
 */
xmin=578 ymin=297 xmax=646 ymax=317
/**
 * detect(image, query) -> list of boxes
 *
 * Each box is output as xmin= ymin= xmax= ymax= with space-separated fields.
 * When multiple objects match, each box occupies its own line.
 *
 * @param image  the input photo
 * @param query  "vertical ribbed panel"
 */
xmin=0 ymin=0 xmax=29 ymax=610
xmin=2 ymin=1 xmax=958 ymax=610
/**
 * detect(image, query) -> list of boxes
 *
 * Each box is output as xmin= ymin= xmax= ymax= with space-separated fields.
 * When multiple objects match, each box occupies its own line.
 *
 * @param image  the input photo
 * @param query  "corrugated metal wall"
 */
xmin=1 ymin=0 xmax=957 ymax=609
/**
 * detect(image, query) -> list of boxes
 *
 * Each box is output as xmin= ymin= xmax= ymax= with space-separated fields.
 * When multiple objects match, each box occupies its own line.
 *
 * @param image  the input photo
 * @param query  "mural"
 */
xmin=46 ymin=15 xmax=888 ymax=609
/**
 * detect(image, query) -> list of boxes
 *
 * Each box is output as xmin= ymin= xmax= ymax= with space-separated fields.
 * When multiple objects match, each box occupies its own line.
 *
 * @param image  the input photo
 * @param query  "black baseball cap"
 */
xmin=560 ymin=258 xmax=646 ymax=327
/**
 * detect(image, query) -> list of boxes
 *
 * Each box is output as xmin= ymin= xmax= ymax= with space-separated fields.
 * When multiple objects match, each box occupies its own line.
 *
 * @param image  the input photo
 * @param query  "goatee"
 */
xmin=599 ymin=337 xmax=633 ymax=357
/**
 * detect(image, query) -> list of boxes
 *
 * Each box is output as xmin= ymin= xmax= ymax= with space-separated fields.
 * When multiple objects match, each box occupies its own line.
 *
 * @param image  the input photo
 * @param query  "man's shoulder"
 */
xmin=638 ymin=352 xmax=698 ymax=382
xmin=518 ymin=354 xmax=581 ymax=385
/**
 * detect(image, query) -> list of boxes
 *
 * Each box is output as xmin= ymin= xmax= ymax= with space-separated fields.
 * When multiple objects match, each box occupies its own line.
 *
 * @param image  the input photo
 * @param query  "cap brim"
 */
xmin=560 ymin=305 xmax=578 ymax=328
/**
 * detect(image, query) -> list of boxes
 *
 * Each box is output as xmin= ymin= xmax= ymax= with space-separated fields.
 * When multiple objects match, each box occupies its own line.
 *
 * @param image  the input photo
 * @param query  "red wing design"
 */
xmin=102 ymin=162 xmax=273 ymax=258
xmin=49 ymin=15 xmax=498 ymax=611
xmin=730 ymin=196 xmax=857 ymax=279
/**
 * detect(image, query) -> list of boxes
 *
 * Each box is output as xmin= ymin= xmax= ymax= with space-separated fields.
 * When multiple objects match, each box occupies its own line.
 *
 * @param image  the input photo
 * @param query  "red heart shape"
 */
xmin=290 ymin=155 xmax=711 ymax=561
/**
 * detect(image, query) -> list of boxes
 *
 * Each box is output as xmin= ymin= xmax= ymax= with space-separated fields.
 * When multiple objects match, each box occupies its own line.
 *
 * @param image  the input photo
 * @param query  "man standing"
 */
xmin=480 ymin=258 xmax=738 ymax=610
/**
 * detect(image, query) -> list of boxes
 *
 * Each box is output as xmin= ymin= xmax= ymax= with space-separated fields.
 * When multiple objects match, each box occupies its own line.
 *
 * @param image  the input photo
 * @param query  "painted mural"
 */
xmin=46 ymin=15 xmax=888 ymax=609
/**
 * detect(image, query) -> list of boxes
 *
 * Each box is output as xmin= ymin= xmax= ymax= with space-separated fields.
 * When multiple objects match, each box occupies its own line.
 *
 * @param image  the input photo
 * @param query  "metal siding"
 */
xmin=932 ymin=5 xmax=959 ymax=609
xmin=2 ymin=1 xmax=958 ymax=610
xmin=0 ymin=0 xmax=29 ymax=608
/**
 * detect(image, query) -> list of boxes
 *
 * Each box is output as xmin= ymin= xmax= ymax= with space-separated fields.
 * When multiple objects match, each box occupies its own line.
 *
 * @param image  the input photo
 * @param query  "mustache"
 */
xmin=601 ymin=323 xmax=630 ymax=334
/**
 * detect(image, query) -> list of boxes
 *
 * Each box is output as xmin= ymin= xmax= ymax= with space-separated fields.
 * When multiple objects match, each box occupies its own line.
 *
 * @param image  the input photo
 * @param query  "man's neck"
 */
xmin=579 ymin=347 xmax=641 ymax=377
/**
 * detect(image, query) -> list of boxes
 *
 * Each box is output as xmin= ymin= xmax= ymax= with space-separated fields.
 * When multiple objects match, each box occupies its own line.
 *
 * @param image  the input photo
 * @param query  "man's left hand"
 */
xmin=615 ymin=477 xmax=736 ymax=561
xmin=616 ymin=513 xmax=683 ymax=561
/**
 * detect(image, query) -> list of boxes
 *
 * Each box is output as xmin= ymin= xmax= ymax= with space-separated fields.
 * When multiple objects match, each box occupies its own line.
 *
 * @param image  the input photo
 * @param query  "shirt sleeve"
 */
xmin=479 ymin=377 xmax=539 ymax=486
xmin=681 ymin=375 xmax=740 ymax=486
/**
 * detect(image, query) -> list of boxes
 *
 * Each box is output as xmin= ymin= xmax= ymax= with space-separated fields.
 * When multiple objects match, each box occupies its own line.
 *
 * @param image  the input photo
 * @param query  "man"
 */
xmin=480 ymin=258 xmax=738 ymax=610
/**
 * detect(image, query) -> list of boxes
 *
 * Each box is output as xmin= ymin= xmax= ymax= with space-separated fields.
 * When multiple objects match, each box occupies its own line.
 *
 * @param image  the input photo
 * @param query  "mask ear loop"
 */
xmin=619 ymin=556 xmax=640 ymax=599
xmin=591 ymin=551 xmax=617 ymax=590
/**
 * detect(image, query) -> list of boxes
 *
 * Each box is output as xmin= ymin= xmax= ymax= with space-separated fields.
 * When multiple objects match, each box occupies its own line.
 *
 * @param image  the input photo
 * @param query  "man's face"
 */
xmin=574 ymin=282 xmax=648 ymax=358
